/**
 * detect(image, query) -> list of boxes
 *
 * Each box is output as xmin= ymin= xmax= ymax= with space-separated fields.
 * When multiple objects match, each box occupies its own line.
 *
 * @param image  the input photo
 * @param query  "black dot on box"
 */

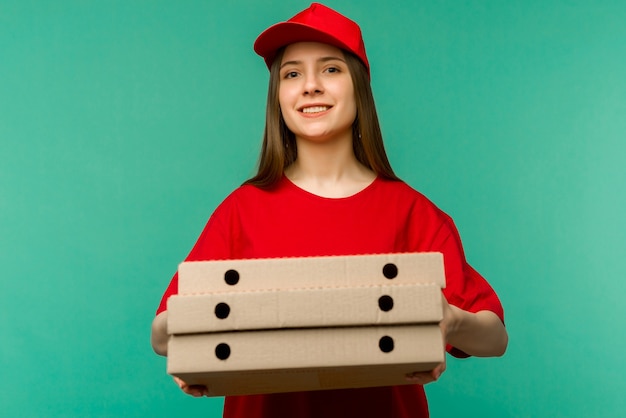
xmin=382 ymin=263 xmax=398 ymax=279
xmin=215 ymin=343 xmax=231 ymax=360
xmin=214 ymin=302 xmax=230 ymax=319
xmin=379 ymin=336 xmax=395 ymax=353
xmin=224 ymin=269 xmax=239 ymax=285
xmin=378 ymin=295 xmax=394 ymax=312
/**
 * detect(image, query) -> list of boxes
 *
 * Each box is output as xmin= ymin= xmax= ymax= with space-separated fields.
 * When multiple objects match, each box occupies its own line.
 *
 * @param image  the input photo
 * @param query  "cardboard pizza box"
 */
xmin=166 ymin=253 xmax=446 ymax=396
xmin=168 ymin=283 xmax=443 ymax=334
xmin=177 ymin=252 xmax=445 ymax=294
xmin=167 ymin=324 xmax=443 ymax=396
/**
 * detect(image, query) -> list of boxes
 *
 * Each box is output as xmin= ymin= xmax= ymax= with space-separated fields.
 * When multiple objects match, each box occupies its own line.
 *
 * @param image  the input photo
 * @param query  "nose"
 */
xmin=303 ymin=73 xmax=323 ymax=96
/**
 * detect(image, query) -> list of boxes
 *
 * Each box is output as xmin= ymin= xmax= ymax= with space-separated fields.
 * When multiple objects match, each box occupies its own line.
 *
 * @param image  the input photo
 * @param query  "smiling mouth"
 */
xmin=300 ymin=106 xmax=330 ymax=114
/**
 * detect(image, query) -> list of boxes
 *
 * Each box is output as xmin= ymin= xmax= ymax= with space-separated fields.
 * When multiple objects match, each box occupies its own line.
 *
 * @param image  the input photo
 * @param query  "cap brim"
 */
xmin=254 ymin=22 xmax=354 ymax=69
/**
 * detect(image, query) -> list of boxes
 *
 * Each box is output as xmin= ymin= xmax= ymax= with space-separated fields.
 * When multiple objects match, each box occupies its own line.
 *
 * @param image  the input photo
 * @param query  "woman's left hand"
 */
xmin=405 ymin=361 xmax=446 ymax=385
xmin=405 ymin=294 xmax=452 ymax=385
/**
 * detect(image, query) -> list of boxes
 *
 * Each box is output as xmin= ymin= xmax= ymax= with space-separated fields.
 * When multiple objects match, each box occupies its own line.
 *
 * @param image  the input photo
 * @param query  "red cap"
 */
xmin=254 ymin=3 xmax=370 ymax=75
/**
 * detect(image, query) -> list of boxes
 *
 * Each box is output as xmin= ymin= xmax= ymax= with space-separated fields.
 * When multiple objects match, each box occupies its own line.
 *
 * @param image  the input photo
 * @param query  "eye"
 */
xmin=325 ymin=66 xmax=340 ymax=74
xmin=283 ymin=71 xmax=299 ymax=79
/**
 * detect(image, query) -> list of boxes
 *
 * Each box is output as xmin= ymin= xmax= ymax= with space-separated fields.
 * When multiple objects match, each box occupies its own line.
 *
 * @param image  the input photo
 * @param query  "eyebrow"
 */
xmin=280 ymin=56 xmax=346 ymax=70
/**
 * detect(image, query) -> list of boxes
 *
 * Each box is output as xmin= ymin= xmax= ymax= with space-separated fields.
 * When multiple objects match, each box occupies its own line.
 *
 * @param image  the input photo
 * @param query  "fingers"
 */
xmin=405 ymin=372 xmax=435 ymax=385
xmin=173 ymin=376 xmax=209 ymax=397
xmin=405 ymin=362 xmax=446 ymax=385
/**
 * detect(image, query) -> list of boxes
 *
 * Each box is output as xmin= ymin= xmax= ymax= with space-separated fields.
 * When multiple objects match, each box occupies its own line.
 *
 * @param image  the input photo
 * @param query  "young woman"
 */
xmin=151 ymin=3 xmax=507 ymax=417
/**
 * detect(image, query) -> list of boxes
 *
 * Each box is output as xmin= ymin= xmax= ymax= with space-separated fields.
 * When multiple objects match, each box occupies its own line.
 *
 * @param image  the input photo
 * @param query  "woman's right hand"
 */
xmin=173 ymin=376 xmax=209 ymax=397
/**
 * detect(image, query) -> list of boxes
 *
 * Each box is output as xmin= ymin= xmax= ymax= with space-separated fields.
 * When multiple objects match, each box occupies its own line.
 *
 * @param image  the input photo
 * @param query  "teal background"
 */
xmin=1 ymin=1 xmax=624 ymax=417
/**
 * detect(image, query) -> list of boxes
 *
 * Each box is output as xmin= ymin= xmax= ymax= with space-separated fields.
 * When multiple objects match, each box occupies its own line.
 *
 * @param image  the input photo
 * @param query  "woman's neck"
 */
xmin=284 ymin=134 xmax=376 ymax=198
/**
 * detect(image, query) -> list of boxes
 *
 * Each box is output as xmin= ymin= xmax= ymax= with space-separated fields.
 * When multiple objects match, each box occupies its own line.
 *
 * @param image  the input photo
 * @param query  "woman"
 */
xmin=151 ymin=3 xmax=507 ymax=417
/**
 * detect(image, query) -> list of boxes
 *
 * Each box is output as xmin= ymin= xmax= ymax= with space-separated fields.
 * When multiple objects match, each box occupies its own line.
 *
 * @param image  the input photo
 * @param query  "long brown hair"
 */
xmin=244 ymin=47 xmax=399 ymax=188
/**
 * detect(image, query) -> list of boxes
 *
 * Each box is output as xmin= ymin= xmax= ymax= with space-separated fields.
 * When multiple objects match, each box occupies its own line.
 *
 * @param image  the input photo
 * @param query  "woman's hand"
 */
xmin=405 ymin=295 xmax=451 ymax=385
xmin=439 ymin=293 xmax=455 ymax=343
xmin=405 ymin=293 xmax=507 ymax=385
xmin=151 ymin=311 xmax=169 ymax=356
xmin=440 ymin=293 xmax=508 ymax=358
xmin=405 ymin=361 xmax=446 ymax=385
xmin=173 ymin=376 xmax=210 ymax=397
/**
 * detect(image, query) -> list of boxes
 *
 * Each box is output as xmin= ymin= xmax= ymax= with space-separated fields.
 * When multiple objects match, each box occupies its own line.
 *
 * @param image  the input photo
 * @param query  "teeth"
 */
xmin=301 ymin=106 xmax=329 ymax=114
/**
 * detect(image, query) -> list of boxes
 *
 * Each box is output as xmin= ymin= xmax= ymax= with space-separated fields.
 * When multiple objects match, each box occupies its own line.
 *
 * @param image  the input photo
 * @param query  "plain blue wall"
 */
xmin=1 ymin=1 xmax=625 ymax=416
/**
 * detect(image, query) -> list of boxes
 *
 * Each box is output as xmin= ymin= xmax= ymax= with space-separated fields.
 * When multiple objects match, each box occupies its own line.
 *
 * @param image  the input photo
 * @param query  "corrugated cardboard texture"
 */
xmin=177 ymin=252 xmax=445 ymax=294
xmin=168 ymin=325 xmax=443 ymax=396
xmin=168 ymin=283 xmax=443 ymax=334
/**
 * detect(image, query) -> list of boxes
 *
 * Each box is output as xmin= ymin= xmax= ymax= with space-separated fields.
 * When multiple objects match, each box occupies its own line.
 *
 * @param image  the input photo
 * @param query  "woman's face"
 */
xmin=278 ymin=42 xmax=357 ymax=144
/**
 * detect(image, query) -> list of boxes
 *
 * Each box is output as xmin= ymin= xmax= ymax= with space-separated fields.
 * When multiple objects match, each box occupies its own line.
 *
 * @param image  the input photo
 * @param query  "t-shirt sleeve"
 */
xmin=433 ymin=212 xmax=505 ymax=358
xmin=155 ymin=197 xmax=235 ymax=315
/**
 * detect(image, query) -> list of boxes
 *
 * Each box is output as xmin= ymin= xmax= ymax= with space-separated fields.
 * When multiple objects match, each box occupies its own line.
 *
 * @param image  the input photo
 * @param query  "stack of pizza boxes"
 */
xmin=166 ymin=253 xmax=446 ymax=396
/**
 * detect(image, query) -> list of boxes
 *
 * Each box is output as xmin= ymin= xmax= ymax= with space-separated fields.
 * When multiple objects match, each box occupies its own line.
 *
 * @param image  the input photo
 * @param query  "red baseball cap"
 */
xmin=254 ymin=3 xmax=370 ymax=75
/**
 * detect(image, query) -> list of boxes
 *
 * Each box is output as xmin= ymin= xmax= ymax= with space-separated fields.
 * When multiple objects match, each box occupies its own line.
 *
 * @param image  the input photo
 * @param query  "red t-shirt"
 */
xmin=156 ymin=176 xmax=504 ymax=417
